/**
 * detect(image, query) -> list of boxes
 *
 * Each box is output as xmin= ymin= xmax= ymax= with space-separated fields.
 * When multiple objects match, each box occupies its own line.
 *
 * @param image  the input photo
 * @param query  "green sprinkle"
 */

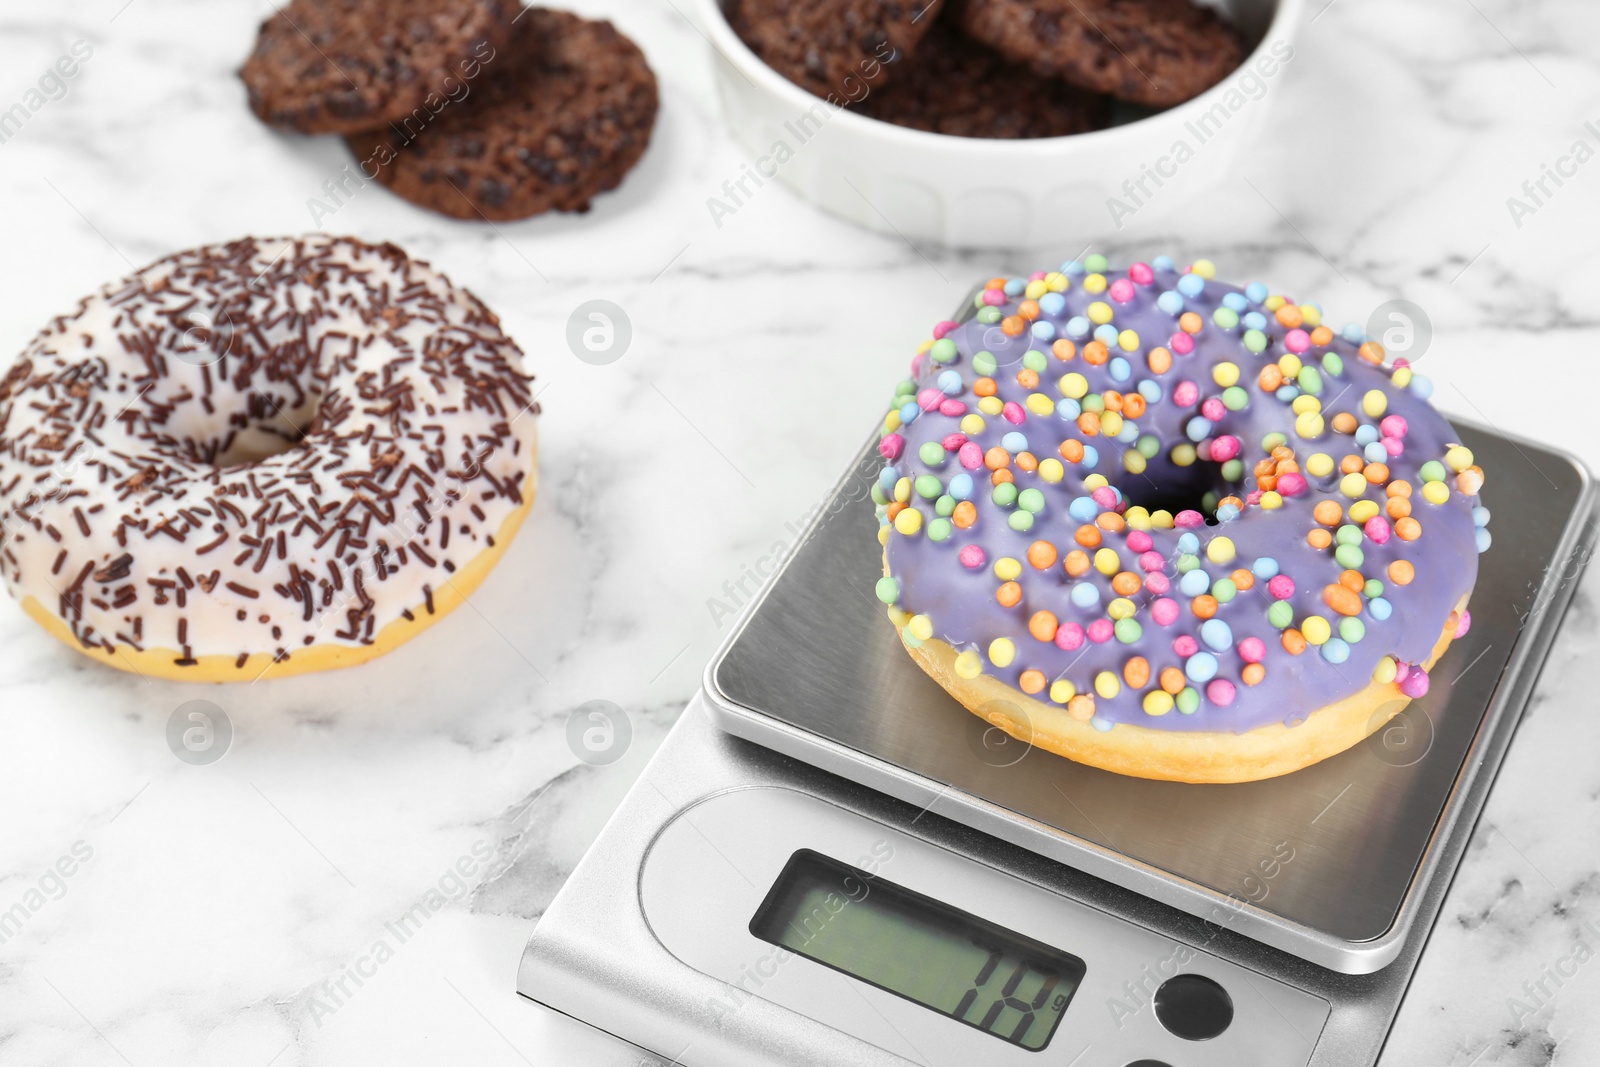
xmin=1262 ymin=432 xmax=1287 ymax=452
xmin=914 ymin=474 xmax=942 ymax=499
xmin=1008 ymin=510 xmax=1035 ymax=532
xmin=1297 ymin=367 xmax=1323 ymax=395
xmin=935 ymin=494 xmax=956 ymax=517
xmin=977 ymin=307 xmax=1002 ymax=325
xmin=1221 ymin=458 xmax=1244 ymax=482
xmin=1114 ymin=618 xmax=1143 ymax=644
xmin=1023 ymin=350 xmax=1047 ymax=373
xmin=1363 ymin=578 xmax=1384 ymax=599
xmin=1243 ymin=329 xmax=1268 ymax=353
xmin=1017 ymin=488 xmax=1045 ymax=514
xmin=973 ymin=350 xmax=998 ymax=376
xmin=1176 ymin=553 xmax=1199 ymax=573
xmin=930 ymin=338 xmax=957 ymax=363
xmin=1334 ymin=543 xmax=1365 ymax=570
xmin=1082 ymin=393 xmax=1106 ymax=414
xmin=927 ymin=518 xmax=952 ymax=542
xmin=992 ymin=482 xmax=1018 ymax=507
xmin=1222 ymin=386 xmax=1249 ymax=411
xmin=870 ymin=484 xmax=888 ymax=505
xmin=874 ymin=576 xmax=900 ymax=604
xmin=1211 ymin=578 xmax=1238 ymax=603
xmin=918 ymin=442 xmax=946 ymax=466
xmin=1339 ymin=616 xmax=1366 ymax=643
xmin=1177 ymin=687 xmax=1201 ymax=714
xmin=1268 ymin=601 xmax=1294 ymax=628
xmin=1420 ymin=460 xmax=1447 ymax=483
xmin=1212 ymin=307 xmax=1240 ymax=330
xmin=1085 ymin=253 xmax=1109 ymax=272
xmin=1322 ymin=352 xmax=1344 ymax=377
xmin=1336 ymin=524 xmax=1363 ymax=546
xmin=1136 ymin=434 xmax=1161 ymax=459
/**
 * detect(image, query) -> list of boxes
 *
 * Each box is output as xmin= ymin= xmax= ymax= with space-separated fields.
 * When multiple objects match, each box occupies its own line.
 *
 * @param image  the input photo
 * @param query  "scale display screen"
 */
xmin=749 ymin=850 xmax=1086 ymax=1051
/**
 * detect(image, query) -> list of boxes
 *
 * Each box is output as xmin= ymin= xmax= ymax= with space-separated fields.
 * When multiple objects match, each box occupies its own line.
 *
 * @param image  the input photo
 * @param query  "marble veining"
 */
xmin=2 ymin=0 xmax=1599 ymax=1063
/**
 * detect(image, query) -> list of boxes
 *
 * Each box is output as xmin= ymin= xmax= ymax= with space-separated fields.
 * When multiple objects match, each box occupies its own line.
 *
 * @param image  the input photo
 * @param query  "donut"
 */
xmin=240 ymin=0 xmax=518 ymax=135
xmin=0 ymin=235 xmax=539 ymax=681
xmin=345 ymin=9 xmax=659 ymax=222
xmin=873 ymin=256 xmax=1490 ymax=784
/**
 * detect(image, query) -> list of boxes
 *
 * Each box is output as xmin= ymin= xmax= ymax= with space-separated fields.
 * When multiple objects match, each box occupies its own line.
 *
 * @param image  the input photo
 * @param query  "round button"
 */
xmin=1153 ymin=973 xmax=1234 ymax=1041
xmin=1124 ymin=1061 xmax=1173 ymax=1067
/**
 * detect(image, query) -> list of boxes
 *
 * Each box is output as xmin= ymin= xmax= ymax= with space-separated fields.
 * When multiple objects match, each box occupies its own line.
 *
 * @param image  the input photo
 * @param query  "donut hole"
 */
xmin=1121 ymin=456 xmax=1245 ymax=524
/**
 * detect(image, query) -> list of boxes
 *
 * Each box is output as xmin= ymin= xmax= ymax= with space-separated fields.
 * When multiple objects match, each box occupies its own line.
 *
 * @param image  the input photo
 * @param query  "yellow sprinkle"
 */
xmin=894 ymin=508 xmax=923 ymax=535
xmin=1100 ymin=412 xmax=1125 ymax=438
xmin=1421 ymin=480 xmax=1451 ymax=505
xmin=1087 ymin=301 xmax=1114 ymax=325
xmin=1264 ymin=295 xmax=1286 ymax=311
xmin=1206 ymin=536 xmax=1237 ymax=564
xmin=1213 ymin=362 xmax=1240 ymax=387
xmin=1301 ymin=616 xmax=1332 ymax=645
xmin=1094 ymin=548 xmax=1121 ymax=575
xmin=1349 ymin=500 xmax=1380 ymax=523
xmin=907 ymin=614 xmax=933 ymax=641
xmin=1306 ymin=452 xmax=1335 ymax=477
xmin=1291 ymin=394 xmax=1322 ymax=415
xmin=1191 ymin=259 xmax=1217 ymax=279
xmin=1362 ymin=389 xmax=1388 ymax=418
xmin=1038 ymin=458 xmax=1065 ymax=483
xmin=1260 ymin=491 xmax=1284 ymax=510
xmin=887 ymin=605 xmax=910 ymax=626
xmin=1339 ymin=472 xmax=1368 ymax=499
xmin=1392 ymin=366 xmax=1413 ymax=388
xmin=978 ymin=395 xmax=1004 ymax=416
xmin=1084 ymin=473 xmax=1109 ymax=490
xmin=1024 ymin=279 xmax=1048 ymax=300
xmin=1445 ymin=445 xmax=1474 ymax=472
xmin=1026 ymin=393 xmax=1054 ymax=416
xmin=878 ymin=525 xmax=891 ymax=547
xmin=883 ymin=410 xmax=902 ymax=432
xmin=1045 ymin=272 xmax=1069 ymax=293
xmin=994 ymin=557 xmax=1023 ymax=581
xmin=1123 ymin=450 xmax=1148 ymax=475
xmin=1125 ymin=506 xmax=1152 ymax=529
xmin=1278 ymin=353 xmax=1303 ymax=377
xmin=1151 ymin=510 xmax=1175 ymax=529
xmin=915 ymin=339 xmax=934 ymax=356
xmin=1143 ymin=690 xmax=1175 ymax=716
xmin=989 ymin=638 xmax=1016 ymax=668
xmin=1372 ymin=655 xmax=1397 ymax=685
xmin=1108 ymin=597 xmax=1136 ymax=620
xmin=893 ymin=477 xmax=912 ymax=503
xmin=1094 ymin=670 xmax=1121 ymax=698
xmin=1171 ymin=443 xmax=1197 ymax=467
xmin=1300 ymin=304 xmax=1322 ymax=327
xmin=955 ymin=649 xmax=984 ymax=679
xmin=1060 ymin=372 xmax=1089 ymax=399
xmin=1294 ymin=412 xmax=1325 ymax=439
xmin=1118 ymin=329 xmax=1140 ymax=352
xmin=960 ymin=413 xmax=987 ymax=435
xmin=1083 ymin=273 xmax=1107 ymax=294
xmin=1049 ymin=679 xmax=1076 ymax=703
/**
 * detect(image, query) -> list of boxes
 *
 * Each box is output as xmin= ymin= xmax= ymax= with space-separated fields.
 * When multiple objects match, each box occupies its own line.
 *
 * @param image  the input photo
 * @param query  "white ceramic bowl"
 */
xmin=694 ymin=0 xmax=1304 ymax=248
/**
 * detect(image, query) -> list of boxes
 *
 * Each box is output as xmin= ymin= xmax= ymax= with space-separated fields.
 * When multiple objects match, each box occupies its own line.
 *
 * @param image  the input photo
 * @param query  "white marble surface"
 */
xmin=2 ymin=0 xmax=1599 ymax=1064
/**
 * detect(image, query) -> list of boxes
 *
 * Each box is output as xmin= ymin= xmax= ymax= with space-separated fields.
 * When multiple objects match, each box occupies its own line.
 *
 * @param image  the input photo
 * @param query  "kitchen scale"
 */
xmin=520 ymin=357 xmax=1595 ymax=1064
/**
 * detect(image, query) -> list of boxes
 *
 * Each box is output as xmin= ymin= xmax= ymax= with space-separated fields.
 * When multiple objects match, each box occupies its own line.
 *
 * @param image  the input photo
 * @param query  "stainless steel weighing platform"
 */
xmin=521 ymin=408 xmax=1594 ymax=1066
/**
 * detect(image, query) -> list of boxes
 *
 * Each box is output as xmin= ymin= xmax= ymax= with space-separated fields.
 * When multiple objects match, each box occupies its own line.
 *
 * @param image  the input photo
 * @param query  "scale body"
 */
xmin=520 ymin=421 xmax=1594 ymax=1067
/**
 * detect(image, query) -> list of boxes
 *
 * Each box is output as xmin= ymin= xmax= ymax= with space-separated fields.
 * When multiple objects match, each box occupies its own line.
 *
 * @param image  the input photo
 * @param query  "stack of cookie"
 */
xmin=241 ymin=0 xmax=658 ymax=220
xmin=726 ymin=0 xmax=1245 ymax=139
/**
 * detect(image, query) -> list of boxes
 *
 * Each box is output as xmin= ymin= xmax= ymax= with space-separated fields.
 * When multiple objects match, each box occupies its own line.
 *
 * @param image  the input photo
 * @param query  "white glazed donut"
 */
xmin=0 ymin=234 xmax=538 ymax=680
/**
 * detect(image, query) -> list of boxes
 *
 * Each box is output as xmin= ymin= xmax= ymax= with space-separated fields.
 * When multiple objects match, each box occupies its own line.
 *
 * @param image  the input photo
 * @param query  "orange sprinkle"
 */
xmin=1067 ymin=695 xmax=1095 ymax=721
xmin=1027 ymin=541 xmax=1059 ymax=569
xmin=997 ymin=581 xmax=1022 ymax=607
xmin=1018 ymin=299 xmax=1041 ymax=321
xmin=1258 ymin=365 xmax=1284 ymax=392
xmin=1395 ymin=517 xmax=1422 ymax=541
xmin=1074 ymin=524 xmax=1102 ymax=548
xmin=1339 ymin=569 xmax=1365 ymax=592
xmin=1387 ymin=497 xmax=1412 ymax=520
xmin=991 ymin=468 xmax=1014 ymax=486
xmin=1323 ymin=583 xmax=1363 ymax=617
xmin=1123 ymin=394 xmax=1147 ymax=418
xmin=1242 ymin=662 xmax=1266 ymax=686
xmin=1388 ymin=559 xmax=1416 ymax=585
xmin=1159 ymin=667 xmax=1186 ymax=694
xmin=1016 ymin=451 xmax=1039 ymax=472
xmin=1111 ymin=571 xmax=1142 ymax=596
xmin=1217 ymin=495 xmax=1244 ymax=512
xmin=1307 ymin=528 xmax=1334 ymax=550
xmin=985 ymin=446 xmax=1011 ymax=470
xmin=1064 ymin=549 xmax=1091 ymax=576
xmin=1077 ymin=412 xmax=1102 ymax=436
xmin=1028 ymin=611 xmax=1058 ymax=642
xmin=1052 ymin=339 xmax=1077 ymax=361
xmin=1231 ymin=569 xmax=1256 ymax=591
xmin=1275 ymin=304 xmax=1304 ymax=328
xmin=1148 ymin=347 xmax=1172 ymax=374
xmin=1124 ymin=656 xmax=1151 ymax=688
xmin=1331 ymin=412 xmax=1358 ymax=434
xmin=1282 ymin=628 xmax=1308 ymax=654
xmin=1001 ymin=315 xmax=1026 ymax=337
xmin=1016 ymin=368 xmax=1040 ymax=390
xmin=1096 ymin=511 xmax=1127 ymax=533
xmin=1102 ymin=390 xmax=1124 ymax=412
xmin=1019 ymin=669 xmax=1047 ymax=695
xmin=1060 ymin=439 xmax=1085 ymax=463
xmin=1192 ymin=595 xmax=1218 ymax=619
xmin=1313 ymin=500 xmax=1344 ymax=526
xmin=1179 ymin=311 xmax=1203 ymax=335
xmin=974 ymin=377 xmax=998 ymax=397
xmin=952 ymin=501 xmax=977 ymax=528
xmin=1272 ymin=445 xmax=1295 ymax=461
xmin=1364 ymin=462 xmax=1390 ymax=484
xmin=1258 ymin=474 xmax=1278 ymax=491
xmin=1275 ymin=458 xmax=1300 ymax=475
xmin=985 ymin=276 xmax=1007 ymax=290
xmin=1083 ymin=341 xmax=1110 ymax=365
xmin=1340 ymin=454 xmax=1365 ymax=475
xmin=1358 ymin=341 xmax=1386 ymax=364
xmin=1387 ymin=479 xmax=1413 ymax=498
xmin=885 ymin=501 xmax=905 ymax=520
xmin=1254 ymin=458 xmax=1277 ymax=479
xmin=1310 ymin=325 xmax=1334 ymax=346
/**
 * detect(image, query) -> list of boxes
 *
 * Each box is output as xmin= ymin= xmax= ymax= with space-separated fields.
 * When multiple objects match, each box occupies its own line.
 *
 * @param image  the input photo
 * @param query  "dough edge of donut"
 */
xmin=17 ymin=457 xmax=539 ymax=684
xmin=897 ymin=591 xmax=1468 ymax=785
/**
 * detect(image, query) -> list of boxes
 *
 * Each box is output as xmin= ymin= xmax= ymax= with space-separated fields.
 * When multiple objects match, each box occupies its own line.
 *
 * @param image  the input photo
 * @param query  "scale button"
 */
xmin=1152 ymin=973 xmax=1234 ymax=1041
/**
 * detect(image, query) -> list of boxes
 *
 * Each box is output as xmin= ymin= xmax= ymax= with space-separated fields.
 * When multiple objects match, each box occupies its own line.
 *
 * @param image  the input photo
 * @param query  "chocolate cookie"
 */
xmin=241 ymin=0 xmax=517 ymax=134
xmin=725 ymin=0 xmax=944 ymax=100
xmin=956 ymin=0 xmax=1244 ymax=108
xmin=854 ymin=21 xmax=1109 ymax=138
xmin=344 ymin=8 xmax=658 ymax=221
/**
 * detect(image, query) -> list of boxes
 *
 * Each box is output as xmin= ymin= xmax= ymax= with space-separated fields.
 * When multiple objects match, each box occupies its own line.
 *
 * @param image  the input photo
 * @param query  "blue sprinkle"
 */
xmin=1138 ymin=380 xmax=1163 ymax=402
xmin=1109 ymin=357 xmax=1132 ymax=382
xmin=1152 ymin=255 xmax=1176 ymax=272
xmin=1004 ymin=278 xmax=1027 ymax=296
xmin=1094 ymin=324 xmax=1120 ymax=347
xmin=937 ymin=370 xmax=962 ymax=395
xmin=1002 ymin=431 xmax=1029 ymax=453
xmin=1071 ymin=583 xmax=1102 ymax=608
xmin=1215 ymin=503 xmax=1240 ymax=523
xmin=878 ymin=466 xmax=899 ymax=492
xmin=949 ymin=473 xmax=973 ymax=500
xmin=1368 ymin=596 xmax=1393 ymax=621
xmin=1081 ymin=444 xmax=1100 ymax=467
xmin=1364 ymin=441 xmax=1389 ymax=463
xmin=1116 ymin=422 xmax=1141 ymax=444
xmin=1410 ymin=374 xmax=1434 ymax=399
xmin=1223 ymin=292 xmax=1248 ymax=312
xmin=1275 ymin=384 xmax=1300 ymax=402
xmin=1186 ymin=416 xmax=1213 ymax=442
xmin=1066 ymin=316 xmax=1091 ymax=339
xmin=1245 ymin=282 xmax=1269 ymax=304
xmin=1180 ymin=570 xmax=1211 ymax=596
xmin=1057 ymin=398 xmax=1082 ymax=420
xmin=1069 ymin=496 xmax=1099 ymax=521
xmin=899 ymin=401 xmax=920 ymax=424
xmin=1177 ymin=273 xmax=1206 ymax=297
xmin=1156 ymin=290 xmax=1185 ymax=316
xmin=1200 ymin=619 xmax=1234 ymax=651
xmin=1476 ymin=527 xmax=1493 ymax=553
xmin=1243 ymin=311 xmax=1268 ymax=331
xmin=1320 ymin=638 xmax=1350 ymax=664
xmin=1062 ymin=260 xmax=1086 ymax=276
xmin=1354 ymin=424 xmax=1380 ymax=447
xmin=1341 ymin=322 xmax=1365 ymax=344
xmin=1039 ymin=292 xmax=1066 ymax=316
xmin=1090 ymin=716 xmax=1114 ymax=732
xmin=1031 ymin=320 xmax=1057 ymax=342
xmin=1472 ymin=506 xmax=1491 ymax=527
xmin=1177 ymin=532 xmax=1200 ymax=555
xmin=1251 ymin=556 xmax=1280 ymax=579
xmin=1185 ymin=652 xmax=1219 ymax=683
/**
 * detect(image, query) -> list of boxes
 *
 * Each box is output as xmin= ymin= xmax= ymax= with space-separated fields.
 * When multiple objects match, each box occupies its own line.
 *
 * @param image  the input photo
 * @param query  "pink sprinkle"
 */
xmin=1238 ymin=636 xmax=1266 ymax=663
xmin=1170 ymin=332 xmax=1196 ymax=355
xmin=1109 ymin=278 xmax=1137 ymax=303
xmin=1267 ymin=575 xmax=1295 ymax=600
xmin=1382 ymin=435 xmax=1404 ymax=458
xmin=1173 ymin=635 xmax=1200 ymax=657
xmin=1284 ymin=328 xmax=1311 ymax=353
xmin=1145 ymin=572 xmax=1171 ymax=594
xmin=981 ymin=289 xmax=1006 ymax=306
xmin=958 ymin=442 xmax=984 ymax=469
xmin=1201 ymin=397 xmax=1226 ymax=421
xmin=1055 ymin=622 xmax=1085 ymax=651
xmin=938 ymin=399 xmax=968 ymax=417
xmin=1127 ymin=530 xmax=1153 ymax=553
xmin=959 ymin=545 xmax=986 ymax=569
xmin=1393 ymin=661 xmax=1411 ymax=684
xmin=1206 ymin=679 xmax=1237 ymax=706
xmin=1380 ymin=415 xmax=1409 ymax=439
xmin=931 ymin=320 xmax=960 ymax=340
xmin=1210 ymin=435 xmax=1241 ymax=461
xmin=910 ymin=354 xmax=927 ymax=377
xmin=1245 ymin=489 xmax=1263 ymax=505
xmin=1092 ymin=486 xmax=1118 ymax=508
xmin=1276 ymin=472 xmax=1308 ymax=497
xmin=1175 ymin=510 xmax=1205 ymax=528
xmin=1455 ymin=609 xmax=1472 ymax=638
xmin=1002 ymin=402 xmax=1026 ymax=424
xmin=1393 ymin=357 xmax=1411 ymax=370
xmin=917 ymin=388 xmax=943 ymax=411
xmin=1173 ymin=380 xmax=1200 ymax=407
xmin=941 ymin=433 xmax=968 ymax=451
xmin=879 ymin=434 xmax=904 ymax=460
xmin=1399 ymin=668 xmax=1430 ymax=699
xmin=1129 ymin=262 xmax=1155 ymax=285
xmin=1152 ymin=598 xmax=1180 ymax=626
xmin=1087 ymin=619 xmax=1115 ymax=644
xmin=1029 ymin=271 xmax=1046 ymax=281
xmin=1364 ymin=516 xmax=1391 ymax=544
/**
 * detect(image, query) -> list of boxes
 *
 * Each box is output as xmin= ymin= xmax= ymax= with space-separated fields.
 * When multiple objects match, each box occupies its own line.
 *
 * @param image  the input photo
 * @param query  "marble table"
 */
xmin=2 ymin=0 xmax=1598 ymax=1064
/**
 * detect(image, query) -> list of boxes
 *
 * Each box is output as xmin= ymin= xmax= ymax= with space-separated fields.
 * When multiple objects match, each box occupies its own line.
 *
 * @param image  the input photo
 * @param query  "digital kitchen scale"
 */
xmin=520 ymin=396 xmax=1594 ymax=1064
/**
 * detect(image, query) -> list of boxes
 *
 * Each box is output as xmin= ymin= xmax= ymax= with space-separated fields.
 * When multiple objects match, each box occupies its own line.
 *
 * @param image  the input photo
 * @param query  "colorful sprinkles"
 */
xmin=875 ymin=257 xmax=1487 ymax=732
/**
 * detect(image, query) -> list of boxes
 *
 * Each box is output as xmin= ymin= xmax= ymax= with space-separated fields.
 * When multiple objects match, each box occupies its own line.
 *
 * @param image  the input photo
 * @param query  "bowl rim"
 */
xmin=694 ymin=0 xmax=1307 ymax=154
